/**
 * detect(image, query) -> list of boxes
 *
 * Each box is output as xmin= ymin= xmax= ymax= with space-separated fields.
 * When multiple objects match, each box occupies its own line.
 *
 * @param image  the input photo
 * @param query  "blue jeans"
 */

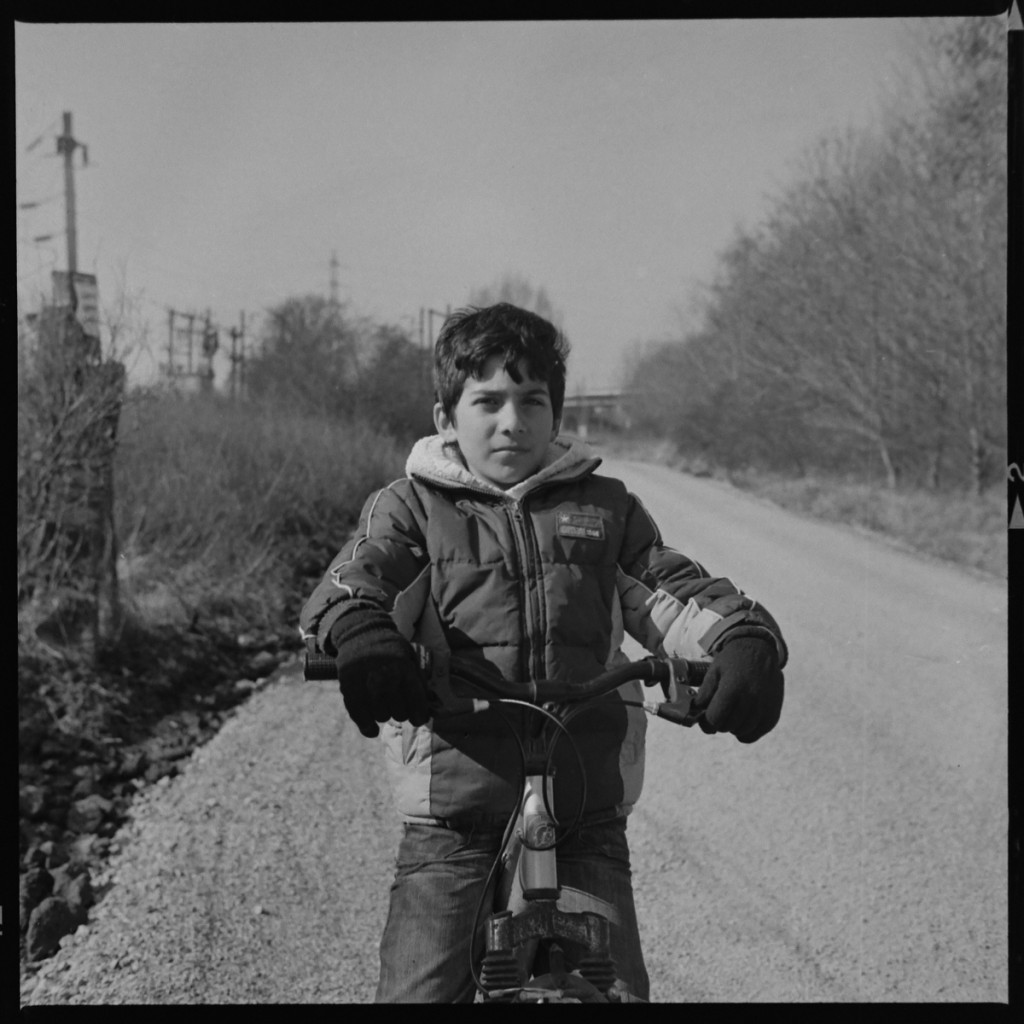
xmin=375 ymin=817 xmax=650 ymax=1003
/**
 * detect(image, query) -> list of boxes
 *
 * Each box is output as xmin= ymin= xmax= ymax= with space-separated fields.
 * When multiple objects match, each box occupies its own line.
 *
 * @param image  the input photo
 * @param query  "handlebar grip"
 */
xmin=662 ymin=657 xmax=709 ymax=686
xmin=304 ymin=651 xmax=338 ymax=681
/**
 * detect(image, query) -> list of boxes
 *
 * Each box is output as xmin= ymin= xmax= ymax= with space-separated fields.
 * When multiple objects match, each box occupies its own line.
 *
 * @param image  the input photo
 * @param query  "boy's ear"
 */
xmin=434 ymin=402 xmax=457 ymax=441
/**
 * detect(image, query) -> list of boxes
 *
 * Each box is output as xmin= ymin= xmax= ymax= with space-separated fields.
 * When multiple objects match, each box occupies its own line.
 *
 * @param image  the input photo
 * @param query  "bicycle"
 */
xmin=304 ymin=646 xmax=709 ymax=1003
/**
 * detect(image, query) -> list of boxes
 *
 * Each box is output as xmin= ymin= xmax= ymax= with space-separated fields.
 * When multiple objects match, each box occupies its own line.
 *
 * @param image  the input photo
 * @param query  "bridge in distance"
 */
xmin=560 ymin=389 xmax=635 ymax=438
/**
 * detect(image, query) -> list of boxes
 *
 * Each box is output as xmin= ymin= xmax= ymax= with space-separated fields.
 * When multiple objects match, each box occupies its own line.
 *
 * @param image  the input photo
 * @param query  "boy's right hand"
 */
xmin=328 ymin=609 xmax=431 ymax=738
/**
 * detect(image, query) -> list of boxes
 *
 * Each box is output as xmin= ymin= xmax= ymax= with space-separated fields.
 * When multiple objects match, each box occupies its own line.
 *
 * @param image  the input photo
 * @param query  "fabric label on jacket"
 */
xmin=556 ymin=511 xmax=605 ymax=540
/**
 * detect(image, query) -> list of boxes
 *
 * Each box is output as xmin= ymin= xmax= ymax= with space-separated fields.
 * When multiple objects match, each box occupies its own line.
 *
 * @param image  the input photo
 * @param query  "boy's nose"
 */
xmin=499 ymin=404 xmax=526 ymax=433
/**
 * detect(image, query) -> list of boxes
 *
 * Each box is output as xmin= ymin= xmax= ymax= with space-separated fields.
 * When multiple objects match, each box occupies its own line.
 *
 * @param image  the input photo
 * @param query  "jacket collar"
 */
xmin=406 ymin=434 xmax=602 ymax=501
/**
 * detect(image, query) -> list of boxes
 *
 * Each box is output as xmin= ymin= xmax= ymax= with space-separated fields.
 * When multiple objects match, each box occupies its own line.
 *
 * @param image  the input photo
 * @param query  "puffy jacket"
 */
xmin=299 ymin=435 xmax=787 ymax=826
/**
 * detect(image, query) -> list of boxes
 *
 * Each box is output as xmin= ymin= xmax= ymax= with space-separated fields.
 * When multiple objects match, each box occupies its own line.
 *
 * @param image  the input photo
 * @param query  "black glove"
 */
xmin=693 ymin=636 xmax=784 ymax=743
xmin=327 ymin=609 xmax=430 ymax=738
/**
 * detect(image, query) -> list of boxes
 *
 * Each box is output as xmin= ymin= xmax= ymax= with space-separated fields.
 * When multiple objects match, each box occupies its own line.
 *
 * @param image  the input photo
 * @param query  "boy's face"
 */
xmin=434 ymin=355 xmax=560 ymax=490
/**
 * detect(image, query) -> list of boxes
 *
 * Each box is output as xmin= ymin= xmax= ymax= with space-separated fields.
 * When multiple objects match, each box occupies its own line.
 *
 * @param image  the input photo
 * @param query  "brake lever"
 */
xmin=638 ymin=657 xmax=708 ymax=726
xmin=648 ymin=699 xmax=704 ymax=727
xmin=641 ymin=657 xmax=706 ymax=726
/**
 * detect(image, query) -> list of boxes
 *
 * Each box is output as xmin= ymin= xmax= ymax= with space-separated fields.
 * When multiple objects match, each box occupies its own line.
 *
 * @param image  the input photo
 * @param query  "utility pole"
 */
xmin=45 ymin=112 xmax=125 ymax=659
xmin=229 ymin=311 xmax=247 ymax=400
xmin=240 ymin=311 xmax=247 ymax=393
xmin=56 ymin=111 xmax=87 ymax=276
xmin=167 ymin=309 xmax=176 ymax=379
xmin=427 ymin=307 xmax=449 ymax=347
xmin=186 ymin=312 xmax=196 ymax=376
xmin=166 ymin=308 xmax=211 ymax=389
xmin=330 ymin=250 xmax=340 ymax=308
xmin=201 ymin=309 xmax=218 ymax=392
xmin=229 ymin=324 xmax=239 ymax=400
xmin=424 ymin=307 xmax=450 ymax=399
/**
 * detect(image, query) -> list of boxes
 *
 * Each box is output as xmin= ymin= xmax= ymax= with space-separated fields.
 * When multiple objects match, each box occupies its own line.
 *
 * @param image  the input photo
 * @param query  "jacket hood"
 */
xmin=406 ymin=434 xmax=602 ymax=501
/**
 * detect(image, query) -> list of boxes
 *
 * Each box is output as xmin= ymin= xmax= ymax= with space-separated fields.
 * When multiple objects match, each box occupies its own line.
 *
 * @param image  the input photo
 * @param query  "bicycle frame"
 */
xmin=429 ymin=651 xmax=708 ymax=1003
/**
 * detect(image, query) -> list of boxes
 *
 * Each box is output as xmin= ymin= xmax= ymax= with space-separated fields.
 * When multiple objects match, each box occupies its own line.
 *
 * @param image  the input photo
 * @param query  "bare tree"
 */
xmin=630 ymin=17 xmax=1005 ymax=493
xmin=247 ymin=295 xmax=362 ymax=415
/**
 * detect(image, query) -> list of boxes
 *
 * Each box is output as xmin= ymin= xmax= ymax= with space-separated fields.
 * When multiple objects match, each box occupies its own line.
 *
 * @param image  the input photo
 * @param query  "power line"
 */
xmin=22 ymin=115 xmax=62 ymax=155
xmin=19 ymin=193 xmax=63 ymax=210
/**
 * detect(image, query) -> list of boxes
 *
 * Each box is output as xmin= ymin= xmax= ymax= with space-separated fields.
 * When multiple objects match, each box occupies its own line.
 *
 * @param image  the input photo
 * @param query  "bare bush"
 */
xmin=18 ymin=309 xmax=125 ymax=650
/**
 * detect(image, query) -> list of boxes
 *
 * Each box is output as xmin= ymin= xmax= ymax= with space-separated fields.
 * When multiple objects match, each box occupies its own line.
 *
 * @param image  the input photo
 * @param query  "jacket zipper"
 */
xmin=507 ymin=500 xmax=545 ymax=683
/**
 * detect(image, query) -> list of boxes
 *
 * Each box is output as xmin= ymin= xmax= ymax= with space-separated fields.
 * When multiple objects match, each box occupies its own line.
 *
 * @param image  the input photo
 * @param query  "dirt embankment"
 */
xmin=18 ymin=625 xmax=299 ymax=976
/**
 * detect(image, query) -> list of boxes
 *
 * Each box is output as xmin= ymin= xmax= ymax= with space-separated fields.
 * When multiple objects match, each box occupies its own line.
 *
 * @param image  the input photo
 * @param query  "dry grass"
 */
xmin=590 ymin=433 xmax=1006 ymax=580
xmin=113 ymin=391 xmax=408 ymax=630
xmin=724 ymin=468 xmax=1005 ymax=579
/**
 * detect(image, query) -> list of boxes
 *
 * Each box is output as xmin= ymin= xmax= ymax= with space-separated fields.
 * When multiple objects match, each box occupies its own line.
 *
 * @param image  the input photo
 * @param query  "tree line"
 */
xmin=624 ymin=17 xmax=1006 ymax=495
xmin=244 ymin=295 xmax=435 ymax=440
xmin=243 ymin=275 xmax=562 ymax=443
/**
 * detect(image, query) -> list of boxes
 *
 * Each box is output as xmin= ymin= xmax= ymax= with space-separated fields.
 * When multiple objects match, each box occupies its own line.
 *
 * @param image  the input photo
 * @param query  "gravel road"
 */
xmin=22 ymin=459 xmax=1008 ymax=1004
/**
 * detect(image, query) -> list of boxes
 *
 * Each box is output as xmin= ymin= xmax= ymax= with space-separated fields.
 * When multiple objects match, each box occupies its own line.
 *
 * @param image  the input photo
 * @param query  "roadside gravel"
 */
xmin=22 ymin=661 xmax=401 ymax=1005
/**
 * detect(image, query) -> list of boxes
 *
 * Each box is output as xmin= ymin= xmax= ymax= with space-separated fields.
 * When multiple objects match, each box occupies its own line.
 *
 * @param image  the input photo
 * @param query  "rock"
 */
xmin=44 ymin=839 xmax=73 ymax=870
xmin=35 ymin=822 xmax=63 ymax=843
xmin=20 ymin=866 xmax=54 ymax=931
xmin=23 ymin=841 xmax=49 ymax=869
xmin=69 ymin=832 xmax=99 ymax=864
xmin=144 ymin=760 xmax=178 ymax=784
xmin=116 ymin=746 xmax=149 ymax=780
xmin=51 ymin=860 xmax=84 ymax=888
xmin=20 ymin=783 xmax=48 ymax=819
xmin=52 ymin=866 xmax=93 ymax=923
xmin=26 ymin=897 xmax=78 ymax=961
xmin=38 ymin=736 xmax=72 ymax=760
xmin=246 ymin=650 xmax=279 ymax=679
xmin=67 ymin=874 xmax=94 ymax=920
xmin=20 ymin=817 xmax=36 ymax=853
xmin=70 ymin=763 xmax=105 ymax=798
xmin=70 ymin=775 xmax=99 ymax=800
xmin=45 ymin=801 xmax=70 ymax=828
xmin=66 ymin=794 xmax=113 ymax=834
xmin=19 ymin=720 xmax=47 ymax=757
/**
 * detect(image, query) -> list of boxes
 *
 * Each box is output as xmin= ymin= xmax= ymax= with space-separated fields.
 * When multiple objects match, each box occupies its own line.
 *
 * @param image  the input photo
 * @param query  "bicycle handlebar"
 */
xmin=302 ymin=649 xmax=710 ymax=726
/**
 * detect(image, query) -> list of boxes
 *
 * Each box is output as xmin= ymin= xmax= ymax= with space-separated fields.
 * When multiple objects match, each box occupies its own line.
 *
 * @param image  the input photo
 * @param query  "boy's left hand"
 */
xmin=693 ymin=637 xmax=784 ymax=743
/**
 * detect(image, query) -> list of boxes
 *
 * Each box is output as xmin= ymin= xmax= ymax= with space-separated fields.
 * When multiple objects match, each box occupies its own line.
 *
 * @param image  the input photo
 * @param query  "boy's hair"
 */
xmin=434 ymin=303 xmax=570 ymax=420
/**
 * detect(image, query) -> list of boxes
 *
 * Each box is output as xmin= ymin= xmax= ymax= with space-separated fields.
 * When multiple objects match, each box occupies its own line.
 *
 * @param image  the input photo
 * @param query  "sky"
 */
xmin=15 ymin=19 xmax=940 ymax=393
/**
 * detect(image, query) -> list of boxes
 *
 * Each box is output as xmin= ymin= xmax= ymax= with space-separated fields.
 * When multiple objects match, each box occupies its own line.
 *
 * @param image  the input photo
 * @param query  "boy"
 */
xmin=299 ymin=303 xmax=787 ymax=1003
